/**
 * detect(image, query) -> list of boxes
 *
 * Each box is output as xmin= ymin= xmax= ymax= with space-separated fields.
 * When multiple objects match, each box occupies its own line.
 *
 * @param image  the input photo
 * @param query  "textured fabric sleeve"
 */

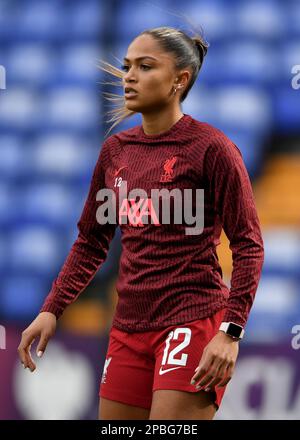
xmin=40 ymin=138 xmax=118 ymax=319
xmin=205 ymin=136 xmax=264 ymax=327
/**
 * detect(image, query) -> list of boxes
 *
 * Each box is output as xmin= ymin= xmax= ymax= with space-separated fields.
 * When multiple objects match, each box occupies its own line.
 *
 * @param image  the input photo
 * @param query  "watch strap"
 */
xmin=219 ymin=321 xmax=245 ymax=339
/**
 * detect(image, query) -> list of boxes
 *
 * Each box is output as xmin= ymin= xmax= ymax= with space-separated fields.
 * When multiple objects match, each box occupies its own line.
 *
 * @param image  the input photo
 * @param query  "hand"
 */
xmin=17 ymin=312 xmax=57 ymax=372
xmin=190 ymin=330 xmax=239 ymax=392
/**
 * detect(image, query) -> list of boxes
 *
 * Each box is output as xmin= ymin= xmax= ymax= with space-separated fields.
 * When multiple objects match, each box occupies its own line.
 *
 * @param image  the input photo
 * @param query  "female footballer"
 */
xmin=18 ymin=26 xmax=264 ymax=420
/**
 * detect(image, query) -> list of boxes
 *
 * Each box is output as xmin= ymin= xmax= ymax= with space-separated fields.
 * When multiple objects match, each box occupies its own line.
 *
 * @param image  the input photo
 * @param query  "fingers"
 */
xmin=190 ymin=348 xmax=211 ymax=385
xmin=36 ymin=332 xmax=51 ymax=358
xmin=195 ymin=365 xmax=220 ymax=391
xmin=190 ymin=365 xmax=207 ymax=386
xmin=197 ymin=359 xmax=227 ymax=391
xmin=18 ymin=331 xmax=37 ymax=372
xmin=190 ymin=346 xmax=218 ymax=386
xmin=191 ymin=356 xmax=235 ymax=391
xmin=218 ymin=363 xmax=234 ymax=387
xmin=18 ymin=330 xmax=52 ymax=372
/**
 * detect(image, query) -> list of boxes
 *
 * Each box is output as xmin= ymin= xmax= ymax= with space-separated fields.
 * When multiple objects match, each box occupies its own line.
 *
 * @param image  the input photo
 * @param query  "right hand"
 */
xmin=18 ymin=311 xmax=57 ymax=372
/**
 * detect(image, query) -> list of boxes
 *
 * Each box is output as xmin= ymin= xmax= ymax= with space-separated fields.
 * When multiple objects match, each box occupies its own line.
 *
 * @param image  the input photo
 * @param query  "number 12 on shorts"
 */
xmin=159 ymin=328 xmax=191 ymax=374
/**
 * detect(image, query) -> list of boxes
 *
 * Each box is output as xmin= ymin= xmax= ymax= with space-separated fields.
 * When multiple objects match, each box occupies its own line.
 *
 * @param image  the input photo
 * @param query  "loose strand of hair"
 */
xmin=97 ymin=58 xmax=137 ymax=137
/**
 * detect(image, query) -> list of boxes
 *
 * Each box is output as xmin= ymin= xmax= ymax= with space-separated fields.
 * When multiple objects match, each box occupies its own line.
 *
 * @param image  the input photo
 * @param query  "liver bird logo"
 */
xmin=160 ymin=156 xmax=177 ymax=182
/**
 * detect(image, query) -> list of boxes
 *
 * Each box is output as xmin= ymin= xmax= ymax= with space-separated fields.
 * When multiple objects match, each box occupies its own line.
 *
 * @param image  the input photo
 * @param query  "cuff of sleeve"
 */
xmin=40 ymin=302 xmax=64 ymax=320
xmin=222 ymin=309 xmax=246 ymax=327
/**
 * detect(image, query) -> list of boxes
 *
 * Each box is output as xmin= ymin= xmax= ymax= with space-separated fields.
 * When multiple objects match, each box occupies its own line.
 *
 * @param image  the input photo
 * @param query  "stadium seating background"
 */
xmin=0 ymin=0 xmax=300 ymax=420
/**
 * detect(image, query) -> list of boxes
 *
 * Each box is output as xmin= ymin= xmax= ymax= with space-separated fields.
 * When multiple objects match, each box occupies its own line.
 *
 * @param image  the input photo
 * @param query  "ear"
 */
xmin=175 ymin=69 xmax=192 ymax=89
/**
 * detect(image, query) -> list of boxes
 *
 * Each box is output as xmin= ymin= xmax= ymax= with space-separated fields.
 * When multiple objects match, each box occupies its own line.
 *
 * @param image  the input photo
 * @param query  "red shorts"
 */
xmin=99 ymin=307 xmax=227 ymax=411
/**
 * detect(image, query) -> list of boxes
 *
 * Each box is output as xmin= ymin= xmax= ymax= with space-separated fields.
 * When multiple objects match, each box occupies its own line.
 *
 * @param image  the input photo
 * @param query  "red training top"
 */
xmin=40 ymin=113 xmax=264 ymax=331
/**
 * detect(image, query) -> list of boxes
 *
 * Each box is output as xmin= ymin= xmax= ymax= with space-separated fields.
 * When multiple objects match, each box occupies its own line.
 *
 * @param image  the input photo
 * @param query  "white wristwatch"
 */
xmin=219 ymin=322 xmax=245 ymax=340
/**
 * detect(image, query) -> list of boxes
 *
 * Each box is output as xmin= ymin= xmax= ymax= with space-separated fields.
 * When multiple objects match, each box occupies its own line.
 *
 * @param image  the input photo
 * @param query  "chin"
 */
xmin=126 ymin=99 xmax=160 ymax=113
xmin=125 ymin=101 xmax=143 ymax=112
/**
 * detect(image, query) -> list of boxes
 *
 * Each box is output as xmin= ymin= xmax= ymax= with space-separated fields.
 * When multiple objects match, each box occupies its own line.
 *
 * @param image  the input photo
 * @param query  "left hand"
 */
xmin=190 ymin=330 xmax=239 ymax=392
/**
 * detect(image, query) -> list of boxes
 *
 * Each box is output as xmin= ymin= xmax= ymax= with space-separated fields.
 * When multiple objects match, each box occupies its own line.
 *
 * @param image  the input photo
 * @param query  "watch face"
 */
xmin=227 ymin=323 xmax=243 ymax=338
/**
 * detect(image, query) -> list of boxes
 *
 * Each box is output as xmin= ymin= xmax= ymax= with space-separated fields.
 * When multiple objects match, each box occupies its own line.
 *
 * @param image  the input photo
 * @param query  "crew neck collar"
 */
xmin=138 ymin=113 xmax=191 ymax=140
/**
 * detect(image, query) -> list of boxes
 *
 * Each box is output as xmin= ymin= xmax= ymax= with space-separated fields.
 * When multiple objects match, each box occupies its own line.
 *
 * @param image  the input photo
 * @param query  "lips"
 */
xmin=124 ymin=87 xmax=138 ymax=98
xmin=124 ymin=87 xmax=138 ymax=93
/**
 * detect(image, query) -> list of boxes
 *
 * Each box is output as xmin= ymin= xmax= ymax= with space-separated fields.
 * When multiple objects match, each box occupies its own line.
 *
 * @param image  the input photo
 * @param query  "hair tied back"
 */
xmin=191 ymin=36 xmax=209 ymax=65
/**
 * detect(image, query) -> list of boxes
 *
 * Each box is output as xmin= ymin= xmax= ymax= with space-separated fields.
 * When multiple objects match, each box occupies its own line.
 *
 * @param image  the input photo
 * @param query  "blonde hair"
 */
xmin=99 ymin=26 xmax=208 ymax=138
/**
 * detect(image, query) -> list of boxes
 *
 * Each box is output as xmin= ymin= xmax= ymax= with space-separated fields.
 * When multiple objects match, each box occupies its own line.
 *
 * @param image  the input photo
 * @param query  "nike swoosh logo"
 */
xmin=159 ymin=366 xmax=182 ymax=375
xmin=113 ymin=166 xmax=128 ymax=176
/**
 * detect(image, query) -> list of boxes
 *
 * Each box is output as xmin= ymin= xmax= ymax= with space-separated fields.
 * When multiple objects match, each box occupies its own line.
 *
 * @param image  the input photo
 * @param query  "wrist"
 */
xmin=219 ymin=321 xmax=245 ymax=340
xmin=217 ymin=330 xmax=240 ymax=342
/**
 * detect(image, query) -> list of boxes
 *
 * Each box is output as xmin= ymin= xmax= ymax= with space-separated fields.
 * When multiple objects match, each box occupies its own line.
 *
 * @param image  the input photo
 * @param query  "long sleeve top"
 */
xmin=40 ymin=113 xmax=264 ymax=331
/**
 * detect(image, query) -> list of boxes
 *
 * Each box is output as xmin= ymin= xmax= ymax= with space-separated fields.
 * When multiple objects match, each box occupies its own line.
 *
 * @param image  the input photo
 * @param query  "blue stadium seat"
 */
xmin=212 ymin=41 xmax=279 ymax=86
xmin=69 ymin=0 xmax=104 ymax=39
xmin=0 ymin=182 xmax=17 ymax=228
xmin=262 ymin=228 xmax=300 ymax=278
xmin=0 ymin=135 xmax=25 ymax=179
xmin=234 ymin=0 xmax=285 ymax=40
xmin=0 ymin=233 xmax=7 ymax=276
xmin=16 ymin=0 xmax=66 ymax=41
xmin=0 ymin=275 xmax=49 ymax=320
xmin=41 ymin=86 xmax=99 ymax=130
xmin=182 ymin=85 xmax=216 ymax=124
xmin=31 ymin=134 xmax=98 ymax=181
xmin=287 ymin=0 xmax=300 ymax=37
xmin=246 ymin=310 xmax=298 ymax=343
xmin=245 ymin=275 xmax=300 ymax=342
xmin=273 ymin=85 xmax=300 ymax=132
xmin=185 ymin=85 xmax=272 ymax=134
xmin=171 ymin=0 xmax=233 ymax=43
xmin=214 ymin=85 xmax=272 ymax=132
xmin=8 ymin=225 xmax=63 ymax=274
xmin=195 ymin=47 xmax=222 ymax=85
xmin=6 ymin=43 xmax=55 ymax=86
xmin=115 ymin=1 xmax=177 ymax=40
xmin=0 ymin=1 xmax=21 ymax=41
xmin=20 ymin=182 xmax=79 ymax=227
xmin=0 ymin=87 xmax=39 ymax=131
xmin=54 ymin=44 xmax=103 ymax=85
xmin=115 ymin=0 xmax=232 ymax=43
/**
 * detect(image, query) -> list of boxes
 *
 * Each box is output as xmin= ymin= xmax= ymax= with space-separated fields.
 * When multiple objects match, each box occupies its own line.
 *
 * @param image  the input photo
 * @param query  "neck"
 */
xmin=141 ymin=107 xmax=184 ymax=136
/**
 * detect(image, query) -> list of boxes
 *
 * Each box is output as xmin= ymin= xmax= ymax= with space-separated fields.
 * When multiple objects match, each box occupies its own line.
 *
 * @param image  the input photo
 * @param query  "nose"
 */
xmin=123 ymin=67 xmax=137 ymax=84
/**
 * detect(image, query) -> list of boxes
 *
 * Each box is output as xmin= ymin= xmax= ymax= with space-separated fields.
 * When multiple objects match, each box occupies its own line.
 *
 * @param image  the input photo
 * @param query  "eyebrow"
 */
xmin=123 ymin=56 xmax=158 ymax=62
